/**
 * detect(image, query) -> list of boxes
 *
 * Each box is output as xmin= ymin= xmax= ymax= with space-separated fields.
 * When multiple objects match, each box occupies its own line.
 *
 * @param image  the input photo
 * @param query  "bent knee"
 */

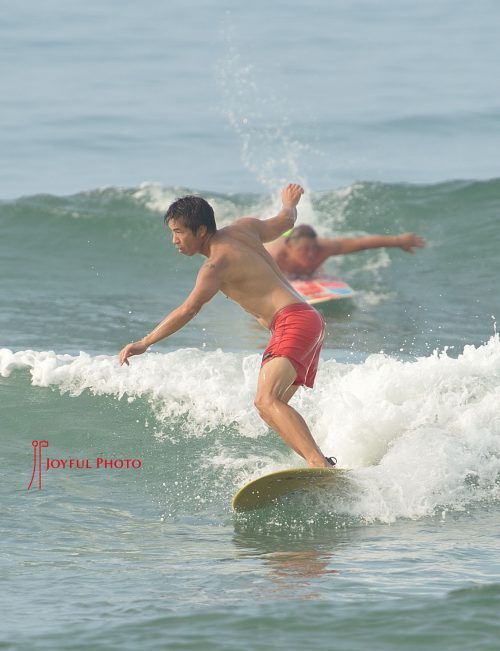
xmin=253 ymin=395 xmax=265 ymax=416
xmin=254 ymin=394 xmax=278 ymax=419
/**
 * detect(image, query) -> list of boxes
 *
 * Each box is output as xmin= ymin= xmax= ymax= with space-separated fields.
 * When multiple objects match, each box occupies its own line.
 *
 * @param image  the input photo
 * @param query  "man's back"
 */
xmin=208 ymin=220 xmax=304 ymax=328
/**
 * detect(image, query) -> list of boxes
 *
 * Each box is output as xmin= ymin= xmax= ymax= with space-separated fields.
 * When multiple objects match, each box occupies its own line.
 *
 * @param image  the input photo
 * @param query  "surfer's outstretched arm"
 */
xmin=119 ymin=261 xmax=222 ymax=366
xmin=322 ymin=232 xmax=426 ymax=256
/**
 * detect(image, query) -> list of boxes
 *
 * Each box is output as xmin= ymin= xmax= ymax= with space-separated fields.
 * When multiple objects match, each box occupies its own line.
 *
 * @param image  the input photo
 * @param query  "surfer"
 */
xmin=118 ymin=184 xmax=335 ymax=469
xmin=265 ymin=224 xmax=425 ymax=278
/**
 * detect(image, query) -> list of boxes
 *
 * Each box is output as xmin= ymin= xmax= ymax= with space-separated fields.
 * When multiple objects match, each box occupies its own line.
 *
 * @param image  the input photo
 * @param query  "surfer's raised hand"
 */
xmin=396 ymin=232 xmax=426 ymax=253
xmin=119 ymin=340 xmax=148 ymax=366
xmin=281 ymin=183 xmax=304 ymax=209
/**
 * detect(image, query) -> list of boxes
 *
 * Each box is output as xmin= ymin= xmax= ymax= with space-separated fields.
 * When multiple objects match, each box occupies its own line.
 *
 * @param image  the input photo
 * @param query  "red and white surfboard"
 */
xmin=291 ymin=276 xmax=355 ymax=305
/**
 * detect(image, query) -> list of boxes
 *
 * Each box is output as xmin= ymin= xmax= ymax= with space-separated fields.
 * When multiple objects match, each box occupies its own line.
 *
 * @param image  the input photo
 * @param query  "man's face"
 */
xmin=168 ymin=219 xmax=203 ymax=256
xmin=288 ymin=237 xmax=318 ymax=263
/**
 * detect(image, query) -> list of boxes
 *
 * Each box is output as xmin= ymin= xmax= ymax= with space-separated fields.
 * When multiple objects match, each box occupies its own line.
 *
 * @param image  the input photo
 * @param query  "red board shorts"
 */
xmin=261 ymin=302 xmax=326 ymax=388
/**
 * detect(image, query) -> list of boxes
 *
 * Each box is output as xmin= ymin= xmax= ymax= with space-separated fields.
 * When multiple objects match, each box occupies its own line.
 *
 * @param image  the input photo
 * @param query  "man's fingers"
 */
xmin=284 ymin=183 xmax=304 ymax=204
xmin=119 ymin=346 xmax=132 ymax=366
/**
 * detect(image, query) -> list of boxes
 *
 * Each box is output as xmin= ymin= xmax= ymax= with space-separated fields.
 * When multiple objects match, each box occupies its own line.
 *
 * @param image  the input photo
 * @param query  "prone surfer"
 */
xmin=118 ymin=184 xmax=335 ymax=469
xmin=265 ymin=224 xmax=425 ymax=279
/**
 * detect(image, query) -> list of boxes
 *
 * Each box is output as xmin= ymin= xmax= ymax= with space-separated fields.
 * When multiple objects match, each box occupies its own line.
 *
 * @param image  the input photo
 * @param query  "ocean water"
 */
xmin=2 ymin=1 xmax=500 ymax=650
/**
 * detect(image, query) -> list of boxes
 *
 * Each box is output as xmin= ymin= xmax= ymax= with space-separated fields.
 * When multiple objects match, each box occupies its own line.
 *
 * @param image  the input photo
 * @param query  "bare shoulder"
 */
xmin=219 ymin=219 xmax=262 ymax=245
xmin=317 ymin=237 xmax=342 ymax=256
xmin=231 ymin=216 xmax=261 ymax=233
xmin=201 ymin=253 xmax=229 ymax=272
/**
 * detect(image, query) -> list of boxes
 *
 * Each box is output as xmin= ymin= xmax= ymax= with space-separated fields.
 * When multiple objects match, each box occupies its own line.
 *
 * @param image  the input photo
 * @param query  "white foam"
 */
xmin=2 ymin=335 xmax=500 ymax=522
xmin=132 ymin=181 xmax=268 ymax=228
xmin=131 ymin=180 xmax=329 ymax=234
xmin=314 ymin=182 xmax=366 ymax=234
xmin=353 ymin=290 xmax=396 ymax=308
xmin=0 ymin=347 xmax=264 ymax=437
xmin=132 ymin=182 xmax=183 ymax=213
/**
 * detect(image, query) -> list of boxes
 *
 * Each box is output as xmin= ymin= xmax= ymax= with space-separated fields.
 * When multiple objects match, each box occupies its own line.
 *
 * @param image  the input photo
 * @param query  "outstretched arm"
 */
xmin=322 ymin=232 xmax=426 ymax=256
xmin=236 ymin=183 xmax=304 ymax=243
xmin=119 ymin=261 xmax=223 ymax=366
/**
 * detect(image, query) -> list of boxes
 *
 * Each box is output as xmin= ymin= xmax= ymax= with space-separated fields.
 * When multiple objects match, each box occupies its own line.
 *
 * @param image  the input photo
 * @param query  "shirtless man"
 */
xmin=265 ymin=224 xmax=425 ymax=278
xmin=119 ymin=184 xmax=334 ymax=469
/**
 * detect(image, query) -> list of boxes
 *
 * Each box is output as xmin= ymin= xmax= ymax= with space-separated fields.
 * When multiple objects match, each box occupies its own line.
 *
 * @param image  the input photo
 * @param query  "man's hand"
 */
xmin=281 ymin=183 xmax=304 ymax=209
xmin=119 ymin=340 xmax=148 ymax=366
xmin=397 ymin=233 xmax=426 ymax=253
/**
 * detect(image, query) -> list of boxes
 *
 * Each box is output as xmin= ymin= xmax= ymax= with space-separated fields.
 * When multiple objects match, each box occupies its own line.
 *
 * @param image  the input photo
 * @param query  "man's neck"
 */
xmin=199 ymin=232 xmax=216 ymax=257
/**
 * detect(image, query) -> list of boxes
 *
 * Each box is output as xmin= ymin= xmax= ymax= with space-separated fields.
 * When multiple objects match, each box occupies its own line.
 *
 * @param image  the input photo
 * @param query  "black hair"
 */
xmin=164 ymin=195 xmax=216 ymax=234
xmin=285 ymin=224 xmax=317 ymax=243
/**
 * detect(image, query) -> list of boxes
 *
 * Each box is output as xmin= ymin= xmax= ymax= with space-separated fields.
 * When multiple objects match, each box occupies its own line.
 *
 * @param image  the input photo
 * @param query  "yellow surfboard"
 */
xmin=232 ymin=467 xmax=350 ymax=512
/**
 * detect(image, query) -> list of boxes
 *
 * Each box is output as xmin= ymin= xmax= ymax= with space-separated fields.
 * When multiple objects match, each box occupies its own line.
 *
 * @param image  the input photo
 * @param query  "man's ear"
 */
xmin=197 ymin=225 xmax=208 ymax=238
